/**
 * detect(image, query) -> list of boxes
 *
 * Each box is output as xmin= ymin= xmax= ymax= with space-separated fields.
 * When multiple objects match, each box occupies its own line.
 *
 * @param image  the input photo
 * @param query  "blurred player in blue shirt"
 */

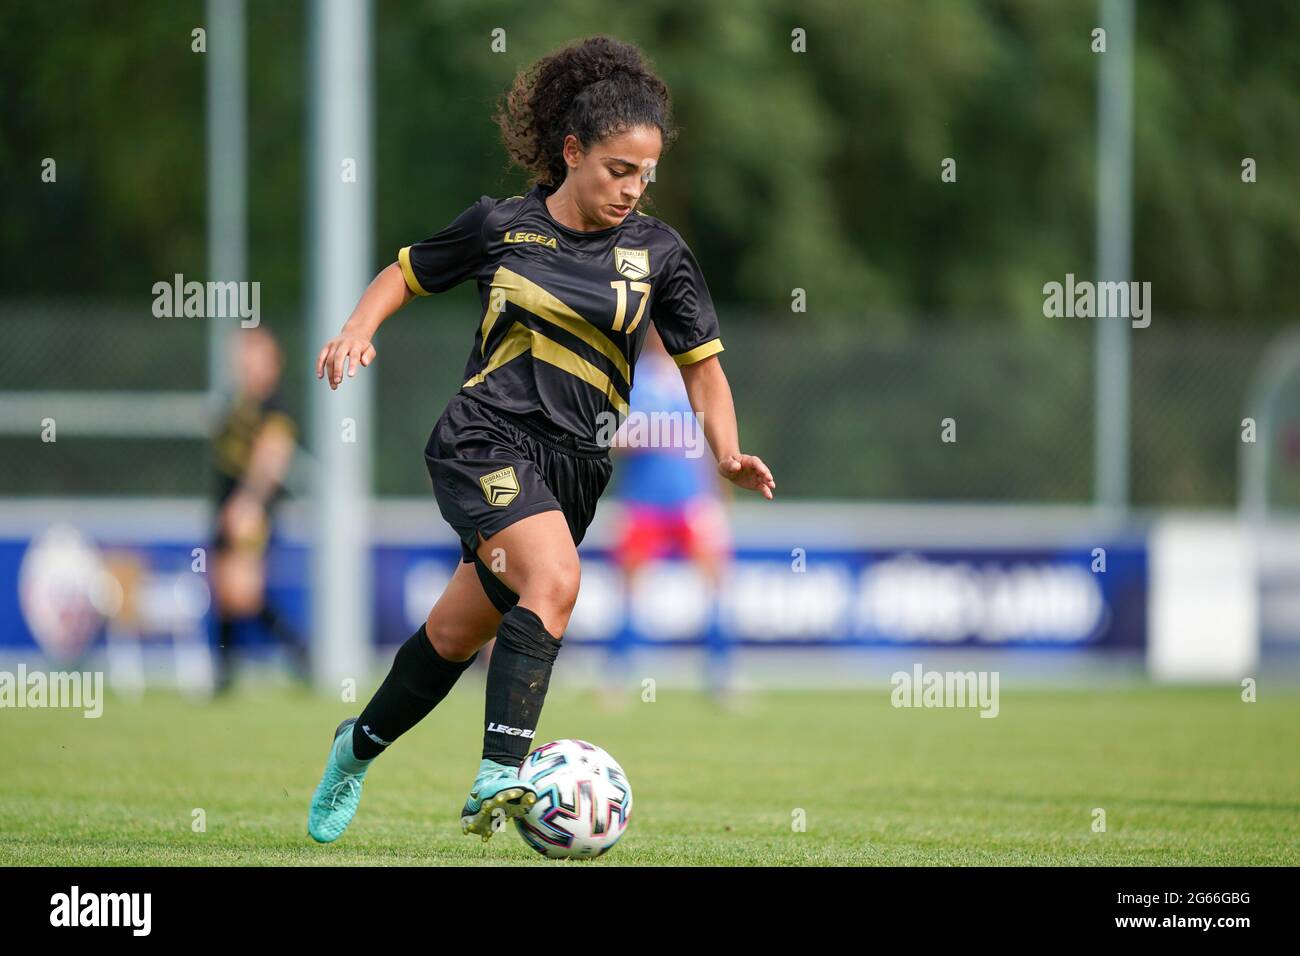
xmin=609 ymin=328 xmax=732 ymax=700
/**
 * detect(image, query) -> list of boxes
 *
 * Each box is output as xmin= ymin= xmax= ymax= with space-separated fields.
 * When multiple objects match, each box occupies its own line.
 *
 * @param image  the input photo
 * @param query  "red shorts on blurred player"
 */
xmin=616 ymin=497 xmax=730 ymax=568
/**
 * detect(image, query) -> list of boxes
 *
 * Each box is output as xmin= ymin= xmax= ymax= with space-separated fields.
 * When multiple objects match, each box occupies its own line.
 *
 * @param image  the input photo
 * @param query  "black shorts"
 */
xmin=424 ymin=393 xmax=614 ymax=613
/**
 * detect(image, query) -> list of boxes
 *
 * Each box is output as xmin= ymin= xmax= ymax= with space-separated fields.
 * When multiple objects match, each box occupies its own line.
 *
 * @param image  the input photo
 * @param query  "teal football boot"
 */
xmin=307 ymin=717 xmax=373 ymax=844
xmin=460 ymin=758 xmax=538 ymax=841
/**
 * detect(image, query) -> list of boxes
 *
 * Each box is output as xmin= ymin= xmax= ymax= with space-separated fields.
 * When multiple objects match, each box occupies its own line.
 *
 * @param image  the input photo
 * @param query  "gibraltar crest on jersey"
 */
xmin=480 ymin=466 xmax=520 ymax=507
xmin=613 ymin=247 xmax=650 ymax=280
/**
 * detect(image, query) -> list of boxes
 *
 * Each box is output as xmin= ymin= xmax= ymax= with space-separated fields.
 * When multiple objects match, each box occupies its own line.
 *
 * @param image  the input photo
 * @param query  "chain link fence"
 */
xmin=1 ymin=299 xmax=1293 ymax=508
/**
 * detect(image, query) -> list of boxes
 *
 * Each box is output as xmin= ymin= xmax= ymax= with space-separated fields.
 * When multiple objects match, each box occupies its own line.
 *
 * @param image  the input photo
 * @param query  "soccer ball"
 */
xmin=513 ymin=739 xmax=633 ymax=859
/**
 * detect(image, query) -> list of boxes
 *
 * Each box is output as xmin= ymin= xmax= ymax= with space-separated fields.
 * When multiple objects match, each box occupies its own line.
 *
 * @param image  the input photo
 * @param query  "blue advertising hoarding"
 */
xmin=1 ymin=527 xmax=1146 ymax=656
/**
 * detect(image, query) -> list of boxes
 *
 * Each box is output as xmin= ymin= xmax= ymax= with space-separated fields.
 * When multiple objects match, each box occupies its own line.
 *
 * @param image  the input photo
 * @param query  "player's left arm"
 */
xmin=222 ymin=414 xmax=297 ymax=537
xmin=240 ymin=414 xmax=296 ymax=505
xmin=679 ymin=355 xmax=775 ymax=500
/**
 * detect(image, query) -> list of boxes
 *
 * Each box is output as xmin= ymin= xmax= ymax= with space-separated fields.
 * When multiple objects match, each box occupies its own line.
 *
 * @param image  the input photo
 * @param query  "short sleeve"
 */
xmin=652 ymin=237 xmax=724 ymax=366
xmin=398 ymin=196 xmax=493 ymax=295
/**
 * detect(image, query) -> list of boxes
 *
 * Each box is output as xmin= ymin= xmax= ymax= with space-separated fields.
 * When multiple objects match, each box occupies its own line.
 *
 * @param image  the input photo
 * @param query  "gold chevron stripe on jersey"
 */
xmin=477 ymin=266 xmax=632 ymax=388
xmin=464 ymin=321 xmax=630 ymax=417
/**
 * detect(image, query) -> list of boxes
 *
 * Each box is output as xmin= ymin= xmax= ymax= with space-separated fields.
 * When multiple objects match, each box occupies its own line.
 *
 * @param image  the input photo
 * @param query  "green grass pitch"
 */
xmin=1 ymin=680 xmax=1297 ymax=865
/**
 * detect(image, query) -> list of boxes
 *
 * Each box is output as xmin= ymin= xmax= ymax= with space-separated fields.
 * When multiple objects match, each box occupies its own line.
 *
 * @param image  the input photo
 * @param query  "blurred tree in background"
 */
xmin=3 ymin=0 xmax=1297 ymax=319
xmin=0 ymin=0 xmax=1297 ymax=503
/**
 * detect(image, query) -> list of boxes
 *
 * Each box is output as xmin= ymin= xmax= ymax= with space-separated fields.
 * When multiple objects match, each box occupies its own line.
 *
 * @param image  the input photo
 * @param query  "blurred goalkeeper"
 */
xmin=209 ymin=327 xmax=306 ymax=694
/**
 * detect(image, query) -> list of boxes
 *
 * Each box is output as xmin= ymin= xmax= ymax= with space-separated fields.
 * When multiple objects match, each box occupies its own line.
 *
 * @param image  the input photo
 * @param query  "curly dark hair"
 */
xmin=495 ymin=36 xmax=678 ymax=189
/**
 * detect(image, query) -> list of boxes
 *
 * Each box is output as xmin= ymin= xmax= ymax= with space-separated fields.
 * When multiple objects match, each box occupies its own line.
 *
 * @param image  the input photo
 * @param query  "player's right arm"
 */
xmin=317 ymin=195 xmax=496 ymax=390
xmin=316 ymin=263 xmax=413 ymax=390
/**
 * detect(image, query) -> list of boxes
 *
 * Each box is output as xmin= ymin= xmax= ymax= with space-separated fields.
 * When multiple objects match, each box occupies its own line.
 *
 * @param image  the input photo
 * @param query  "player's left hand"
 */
xmin=221 ymin=492 xmax=267 ymax=545
xmin=718 ymin=454 xmax=775 ymax=500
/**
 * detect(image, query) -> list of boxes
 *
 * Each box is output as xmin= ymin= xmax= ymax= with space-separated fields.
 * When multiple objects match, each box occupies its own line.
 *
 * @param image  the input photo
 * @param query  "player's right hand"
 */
xmin=316 ymin=333 xmax=377 ymax=389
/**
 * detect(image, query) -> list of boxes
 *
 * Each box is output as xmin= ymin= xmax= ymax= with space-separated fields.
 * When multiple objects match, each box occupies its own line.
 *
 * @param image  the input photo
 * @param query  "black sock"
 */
xmin=482 ymin=605 xmax=562 ymax=768
xmin=214 ymin=616 xmax=237 ymax=690
xmin=258 ymin=605 xmax=308 ymax=678
xmin=258 ymin=605 xmax=299 ymax=647
xmin=352 ymin=624 xmax=478 ymax=760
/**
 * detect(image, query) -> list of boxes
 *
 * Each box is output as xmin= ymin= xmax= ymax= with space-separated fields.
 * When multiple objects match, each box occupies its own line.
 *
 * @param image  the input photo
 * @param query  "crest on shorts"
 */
xmin=614 ymin=247 xmax=650 ymax=280
xmin=480 ymin=466 xmax=520 ymax=507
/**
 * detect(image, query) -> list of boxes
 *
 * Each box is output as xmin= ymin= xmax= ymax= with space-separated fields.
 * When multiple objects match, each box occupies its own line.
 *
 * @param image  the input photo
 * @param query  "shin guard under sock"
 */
xmin=481 ymin=605 xmax=562 ymax=768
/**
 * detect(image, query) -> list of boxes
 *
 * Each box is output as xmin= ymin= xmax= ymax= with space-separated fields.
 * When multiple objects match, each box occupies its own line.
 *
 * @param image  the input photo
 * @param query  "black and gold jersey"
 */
xmin=211 ymin=389 xmax=296 ymax=505
xmin=398 ymin=181 xmax=723 ymax=450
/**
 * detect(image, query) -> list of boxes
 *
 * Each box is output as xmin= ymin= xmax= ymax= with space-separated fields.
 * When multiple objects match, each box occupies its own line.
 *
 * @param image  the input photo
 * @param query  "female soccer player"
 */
xmin=210 ymin=327 xmax=306 ymax=693
xmin=307 ymin=35 xmax=774 ymax=845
